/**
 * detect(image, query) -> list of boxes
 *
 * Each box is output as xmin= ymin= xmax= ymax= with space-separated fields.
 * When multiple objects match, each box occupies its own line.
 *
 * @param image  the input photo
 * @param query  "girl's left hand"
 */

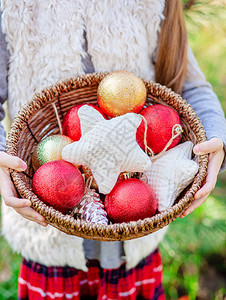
xmin=180 ymin=137 xmax=225 ymax=218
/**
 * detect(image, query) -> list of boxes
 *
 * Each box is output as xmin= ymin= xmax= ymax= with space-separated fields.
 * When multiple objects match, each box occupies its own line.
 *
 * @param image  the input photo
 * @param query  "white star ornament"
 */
xmin=141 ymin=141 xmax=199 ymax=212
xmin=62 ymin=105 xmax=152 ymax=194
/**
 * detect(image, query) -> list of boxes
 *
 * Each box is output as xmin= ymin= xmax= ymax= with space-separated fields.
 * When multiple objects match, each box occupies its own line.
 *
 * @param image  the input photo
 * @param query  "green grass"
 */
xmin=160 ymin=176 xmax=226 ymax=299
xmin=0 ymin=244 xmax=21 ymax=300
xmin=160 ymin=7 xmax=226 ymax=298
xmin=0 ymin=207 xmax=22 ymax=299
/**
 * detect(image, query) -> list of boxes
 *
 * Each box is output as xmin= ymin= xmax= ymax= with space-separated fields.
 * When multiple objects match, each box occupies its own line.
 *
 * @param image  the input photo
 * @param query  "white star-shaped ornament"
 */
xmin=141 ymin=141 xmax=199 ymax=211
xmin=62 ymin=105 xmax=152 ymax=194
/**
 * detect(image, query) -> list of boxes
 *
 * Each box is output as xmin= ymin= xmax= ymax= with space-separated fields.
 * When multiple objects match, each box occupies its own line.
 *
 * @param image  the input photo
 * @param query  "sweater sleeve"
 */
xmin=182 ymin=46 xmax=226 ymax=171
xmin=0 ymin=11 xmax=9 ymax=152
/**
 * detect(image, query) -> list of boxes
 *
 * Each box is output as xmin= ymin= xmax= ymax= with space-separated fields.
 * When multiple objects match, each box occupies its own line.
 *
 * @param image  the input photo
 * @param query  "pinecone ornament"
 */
xmin=73 ymin=188 xmax=108 ymax=225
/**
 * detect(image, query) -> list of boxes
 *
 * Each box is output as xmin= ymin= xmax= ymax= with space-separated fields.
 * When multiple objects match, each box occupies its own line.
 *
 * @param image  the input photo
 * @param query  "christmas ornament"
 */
xmin=32 ymin=134 xmax=74 ymax=171
xmin=78 ymin=105 xmax=106 ymax=135
xmin=82 ymin=166 xmax=128 ymax=191
xmin=97 ymin=70 xmax=147 ymax=117
xmin=72 ymin=188 xmax=108 ymax=225
xmin=141 ymin=141 xmax=199 ymax=212
xmin=62 ymin=103 xmax=107 ymax=141
xmin=32 ymin=161 xmax=85 ymax=214
xmin=136 ymin=104 xmax=182 ymax=154
xmin=62 ymin=105 xmax=152 ymax=194
xmin=104 ymin=178 xmax=157 ymax=223
xmin=81 ymin=166 xmax=98 ymax=190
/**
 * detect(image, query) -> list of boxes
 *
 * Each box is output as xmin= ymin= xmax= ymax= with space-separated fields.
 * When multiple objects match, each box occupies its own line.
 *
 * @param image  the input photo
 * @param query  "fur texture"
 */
xmin=1 ymin=0 xmax=165 ymax=120
xmin=1 ymin=202 xmax=88 ymax=271
xmin=124 ymin=227 xmax=168 ymax=269
xmin=1 ymin=0 xmax=166 ymax=270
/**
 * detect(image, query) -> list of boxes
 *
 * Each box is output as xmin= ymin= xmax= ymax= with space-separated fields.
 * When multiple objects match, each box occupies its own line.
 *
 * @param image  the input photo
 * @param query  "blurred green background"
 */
xmin=161 ymin=1 xmax=226 ymax=299
xmin=0 ymin=1 xmax=225 ymax=299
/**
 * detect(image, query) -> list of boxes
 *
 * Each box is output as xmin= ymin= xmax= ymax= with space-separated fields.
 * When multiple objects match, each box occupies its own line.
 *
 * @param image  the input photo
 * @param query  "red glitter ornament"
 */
xmin=62 ymin=103 xmax=108 ymax=141
xmin=32 ymin=161 xmax=85 ymax=214
xmin=136 ymin=104 xmax=182 ymax=154
xmin=104 ymin=178 xmax=157 ymax=223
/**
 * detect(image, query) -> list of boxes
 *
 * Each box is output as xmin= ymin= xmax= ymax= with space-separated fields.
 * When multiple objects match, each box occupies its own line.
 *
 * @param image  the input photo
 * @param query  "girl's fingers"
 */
xmin=180 ymin=193 xmax=210 ymax=218
xmin=0 ymin=169 xmax=31 ymax=208
xmin=0 ymin=166 xmax=47 ymax=226
xmin=194 ymin=153 xmax=217 ymax=199
xmin=193 ymin=137 xmax=223 ymax=155
xmin=0 ymin=151 xmax=27 ymax=171
xmin=3 ymin=195 xmax=31 ymax=208
xmin=181 ymin=146 xmax=225 ymax=218
xmin=3 ymin=191 xmax=47 ymax=226
xmin=195 ymin=149 xmax=224 ymax=199
xmin=14 ymin=207 xmax=47 ymax=227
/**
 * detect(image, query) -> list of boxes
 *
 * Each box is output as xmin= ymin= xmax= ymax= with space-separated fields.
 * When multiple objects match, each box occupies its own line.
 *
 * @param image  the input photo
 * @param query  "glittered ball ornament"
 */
xmin=62 ymin=103 xmax=108 ymax=141
xmin=104 ymin=178 xmax=158 ymax=223
xmin=136 ymin=104 xmax=182 ymax=154
xmin=32 ymin=134 xmax=74 ymax=172
xmin=97 ymin=71 xmax=147 ymax=117
xmin=32 ymin=161 xmax=85 ymax=214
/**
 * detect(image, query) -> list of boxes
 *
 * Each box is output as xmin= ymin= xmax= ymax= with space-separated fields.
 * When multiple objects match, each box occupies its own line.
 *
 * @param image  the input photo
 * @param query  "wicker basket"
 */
xmin=6 ymin=72 xmax=208 ymax=241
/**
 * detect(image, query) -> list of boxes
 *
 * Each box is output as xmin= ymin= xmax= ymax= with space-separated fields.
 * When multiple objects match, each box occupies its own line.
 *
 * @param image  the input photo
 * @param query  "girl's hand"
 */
xmin=180 ymin=137 xmax=225 ymax=218
xmin=0 ymin=151 xmax=47 ymax=226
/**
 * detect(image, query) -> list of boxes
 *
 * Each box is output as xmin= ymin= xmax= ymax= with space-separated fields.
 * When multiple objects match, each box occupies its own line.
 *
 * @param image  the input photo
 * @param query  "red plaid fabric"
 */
xmin=18 ymin=249 xmax=165 ymax=300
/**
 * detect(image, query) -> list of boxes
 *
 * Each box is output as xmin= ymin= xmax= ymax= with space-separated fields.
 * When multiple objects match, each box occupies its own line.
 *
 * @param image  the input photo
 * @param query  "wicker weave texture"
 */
xmin=6 ymin=73 xmax=208 ymax=241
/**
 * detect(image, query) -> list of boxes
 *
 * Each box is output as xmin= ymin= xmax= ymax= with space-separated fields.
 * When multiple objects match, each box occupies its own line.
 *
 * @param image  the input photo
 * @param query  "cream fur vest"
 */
xmin=1 ymin=0 xmax=167 ymax=271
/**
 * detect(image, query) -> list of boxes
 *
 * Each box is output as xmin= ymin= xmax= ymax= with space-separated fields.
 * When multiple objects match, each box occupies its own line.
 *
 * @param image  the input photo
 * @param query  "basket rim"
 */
xmin=6 ymin=72 xmax=209 ymax=240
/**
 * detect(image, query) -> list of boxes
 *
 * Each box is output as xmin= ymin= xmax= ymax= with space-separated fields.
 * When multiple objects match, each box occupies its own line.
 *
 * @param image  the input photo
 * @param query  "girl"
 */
xmin=0 ymin=0 xmax=225 ymax=299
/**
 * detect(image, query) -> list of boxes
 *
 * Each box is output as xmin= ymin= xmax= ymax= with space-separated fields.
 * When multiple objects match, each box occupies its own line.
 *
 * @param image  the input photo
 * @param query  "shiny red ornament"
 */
xmin=104 ymin=178 xmax=157 ymax=223
xmin=32 ymin=161 xmax=85 ymax=214
xmin=136 ymin=104 xmax=182 ymax=154
xmin=62 ymin=103 xmax=108 ymax=141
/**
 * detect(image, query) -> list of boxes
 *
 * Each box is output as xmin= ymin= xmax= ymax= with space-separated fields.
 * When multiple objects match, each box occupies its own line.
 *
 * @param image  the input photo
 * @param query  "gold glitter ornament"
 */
xmin=97 ymin=70 xmax=147 ymax=117
xmin=32 ymin=134 xmax=74 ymax=171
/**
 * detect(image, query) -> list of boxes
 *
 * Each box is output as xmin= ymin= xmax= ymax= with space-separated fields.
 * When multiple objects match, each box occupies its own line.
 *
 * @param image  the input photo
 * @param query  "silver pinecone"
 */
xmin=73 ymin=189 xmax=108 ymax=225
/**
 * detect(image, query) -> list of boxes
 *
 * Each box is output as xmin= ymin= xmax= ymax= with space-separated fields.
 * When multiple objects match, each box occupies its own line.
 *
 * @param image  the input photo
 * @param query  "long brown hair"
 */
xmin=155 ymin=0 xmax=188 ymax=94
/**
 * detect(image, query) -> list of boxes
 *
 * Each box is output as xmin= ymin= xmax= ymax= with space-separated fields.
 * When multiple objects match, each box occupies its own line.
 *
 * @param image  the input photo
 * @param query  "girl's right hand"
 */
xmin=0 ymin=151 xmax=47 ymax=227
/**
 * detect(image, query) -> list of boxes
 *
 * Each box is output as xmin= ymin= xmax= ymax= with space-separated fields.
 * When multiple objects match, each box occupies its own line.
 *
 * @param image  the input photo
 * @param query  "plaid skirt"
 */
xmin=18 ymin=249 xmax=165 ymax=300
